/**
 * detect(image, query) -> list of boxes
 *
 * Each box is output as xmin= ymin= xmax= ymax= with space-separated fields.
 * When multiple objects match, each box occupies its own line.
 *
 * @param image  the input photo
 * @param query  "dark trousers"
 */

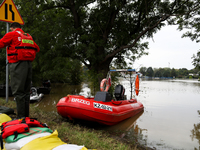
xmin=9 ymin=61 xmax=32 ymax=118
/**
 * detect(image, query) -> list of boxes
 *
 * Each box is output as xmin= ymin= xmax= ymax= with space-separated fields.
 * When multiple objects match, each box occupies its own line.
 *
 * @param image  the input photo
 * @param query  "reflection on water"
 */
xmin=104 ymin=110 xmax=144 ymax=132
xmin=191 ymin=110 xmax=200 ymax=150
xmin=30 ymin=79 xmax=200 ymax=150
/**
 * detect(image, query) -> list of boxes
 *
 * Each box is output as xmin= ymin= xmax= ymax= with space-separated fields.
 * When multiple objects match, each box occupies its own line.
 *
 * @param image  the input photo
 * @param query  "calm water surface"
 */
xmin=137 ymin=79 xmax=200 ymax=150
xmin=30 ymin=80 xmax=200 ymax=150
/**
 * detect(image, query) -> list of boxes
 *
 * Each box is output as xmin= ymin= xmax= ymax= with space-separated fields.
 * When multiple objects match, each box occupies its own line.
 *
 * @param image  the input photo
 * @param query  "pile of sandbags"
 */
xmin=0 ymin=114 xmax=89 ymax=150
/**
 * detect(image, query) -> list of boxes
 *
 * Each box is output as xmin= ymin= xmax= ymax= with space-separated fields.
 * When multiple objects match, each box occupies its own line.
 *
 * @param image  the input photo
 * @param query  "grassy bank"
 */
xmin=0 ymin=98 xmax=151 ymax=150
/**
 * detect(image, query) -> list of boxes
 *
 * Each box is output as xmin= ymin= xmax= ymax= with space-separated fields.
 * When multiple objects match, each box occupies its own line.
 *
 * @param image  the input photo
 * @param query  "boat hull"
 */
xmin=56 ymin=95 xmax=144 ymax=125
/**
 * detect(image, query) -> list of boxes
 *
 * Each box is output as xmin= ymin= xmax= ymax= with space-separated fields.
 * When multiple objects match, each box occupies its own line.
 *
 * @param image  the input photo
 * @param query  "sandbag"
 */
xmin=5 ymin=132 xmax=51 ymax=150
xmin=5 ymin=127 xmax=53 ymax=143
xmin=1 ymin=117 xmax=50 ymax=149
xmin=20 ymin=130 xmax=65 ymax=150
xmin=52 ymin=144 xmax=88 ymax=150
xmin=1 ymin=115 xmax=90 ymax=150
xmin=0 ymin=114 xmax=11 ymax=150
xmin=0 ymin=114 xmax=12 ymax=126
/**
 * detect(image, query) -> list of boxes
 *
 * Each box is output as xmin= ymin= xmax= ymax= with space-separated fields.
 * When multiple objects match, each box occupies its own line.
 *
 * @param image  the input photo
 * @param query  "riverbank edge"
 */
xmin=0 ymin=99 xmax=154 ymax=150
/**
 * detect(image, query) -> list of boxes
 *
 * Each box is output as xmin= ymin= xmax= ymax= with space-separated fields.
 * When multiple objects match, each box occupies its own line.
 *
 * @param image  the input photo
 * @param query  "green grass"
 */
xmin=0 ymin=98 xmax=149 ymax=150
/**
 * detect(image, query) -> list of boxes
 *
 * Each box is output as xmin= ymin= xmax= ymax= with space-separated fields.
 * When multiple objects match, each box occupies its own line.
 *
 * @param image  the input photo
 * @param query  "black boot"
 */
xmin=25 ymin=95 xmax=30 ymax=117
xmin=15 ymin=97 xmax=26 ymax=118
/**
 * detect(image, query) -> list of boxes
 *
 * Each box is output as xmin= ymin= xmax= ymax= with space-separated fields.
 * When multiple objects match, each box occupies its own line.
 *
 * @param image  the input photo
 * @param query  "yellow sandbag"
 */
xmin=21 ymin=130 xmax=65 ymax=150
xmin=2 ymin=143 xmax=6 ymax=150
xmin=0 ymin=113 xmax=12 ymax=126
xmin=0 ymin=115 xmax=9 ymax=150
xmin=0 ymin=113 xmax=10 ymax=150
xmin=81 ymin=147 xmax=88 ymax=150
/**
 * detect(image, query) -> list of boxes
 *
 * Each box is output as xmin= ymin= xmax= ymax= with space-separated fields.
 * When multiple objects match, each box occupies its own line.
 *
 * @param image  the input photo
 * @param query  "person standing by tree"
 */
xmin=0 ymin=22 xmax=40 ymax=118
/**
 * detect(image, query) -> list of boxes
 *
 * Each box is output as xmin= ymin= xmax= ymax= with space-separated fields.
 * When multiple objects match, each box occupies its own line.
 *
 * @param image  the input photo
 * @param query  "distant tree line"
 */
xmin=139 ymin=67 xmax=200 ymax=79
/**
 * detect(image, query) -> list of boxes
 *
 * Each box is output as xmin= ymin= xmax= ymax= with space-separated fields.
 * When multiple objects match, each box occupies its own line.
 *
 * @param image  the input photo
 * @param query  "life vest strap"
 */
xmin=15 ymin=46 xmax=37 ymax=51
xmin=8 ymin=53 xmax=18 ymax=56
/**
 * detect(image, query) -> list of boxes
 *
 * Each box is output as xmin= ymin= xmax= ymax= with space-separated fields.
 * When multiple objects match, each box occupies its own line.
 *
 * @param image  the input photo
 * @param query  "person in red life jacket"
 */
xmin=0 ymin=22 xmax=40 ymax=118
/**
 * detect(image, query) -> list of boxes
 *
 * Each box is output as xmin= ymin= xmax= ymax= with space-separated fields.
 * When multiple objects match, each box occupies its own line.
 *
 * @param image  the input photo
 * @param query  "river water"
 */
xmin=136 ymin=79 xmax=200 ymax=150
xmin=30 ymin=79 xmax=200 ymax=150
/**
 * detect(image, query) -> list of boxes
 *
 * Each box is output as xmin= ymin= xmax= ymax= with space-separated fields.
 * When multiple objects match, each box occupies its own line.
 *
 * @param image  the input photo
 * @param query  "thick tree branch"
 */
xmin=102 ymin=15 xmax=169 ymax=64
xmin=69 ymin=0 xmax=81 ymax=29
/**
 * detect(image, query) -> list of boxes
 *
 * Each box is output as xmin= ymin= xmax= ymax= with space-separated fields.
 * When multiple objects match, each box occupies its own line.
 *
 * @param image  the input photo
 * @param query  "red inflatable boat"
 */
xmin=56 ymin=69 xmax=144 ymax=125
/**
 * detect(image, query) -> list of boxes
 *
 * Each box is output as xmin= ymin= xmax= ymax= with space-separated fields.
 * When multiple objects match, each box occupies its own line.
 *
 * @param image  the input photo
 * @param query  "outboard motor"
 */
xmin=114 ymin=84 xmax=125 ymax=101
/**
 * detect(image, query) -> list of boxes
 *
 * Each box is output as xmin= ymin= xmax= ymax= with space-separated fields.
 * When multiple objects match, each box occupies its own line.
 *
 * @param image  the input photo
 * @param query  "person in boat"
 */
xmin=0 ymin=22 xmax=40 ymax=118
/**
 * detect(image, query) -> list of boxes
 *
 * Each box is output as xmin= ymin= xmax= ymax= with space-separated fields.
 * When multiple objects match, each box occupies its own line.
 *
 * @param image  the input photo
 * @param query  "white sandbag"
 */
xmin=52 ymin=144 xmax=87 ymax=150
xmin=5 ymin=132 xmax=51 ymax=150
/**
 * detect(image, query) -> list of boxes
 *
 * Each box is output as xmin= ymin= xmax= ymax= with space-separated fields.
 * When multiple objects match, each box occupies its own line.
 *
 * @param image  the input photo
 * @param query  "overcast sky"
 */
xmin=133 ymin=25 xmax=200 ymax=70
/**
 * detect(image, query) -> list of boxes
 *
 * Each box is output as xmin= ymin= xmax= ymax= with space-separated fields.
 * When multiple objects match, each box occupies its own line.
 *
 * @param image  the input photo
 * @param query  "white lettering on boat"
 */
xmin=71 ymin=98 xmax=90 ymax=105
xmin=93 ymin=102 xmax=113 ymax=112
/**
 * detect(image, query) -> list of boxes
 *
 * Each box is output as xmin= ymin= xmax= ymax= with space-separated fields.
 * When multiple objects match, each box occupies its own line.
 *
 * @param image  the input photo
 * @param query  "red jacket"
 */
xmin=0 ymin=28 xmax=40 ymax=63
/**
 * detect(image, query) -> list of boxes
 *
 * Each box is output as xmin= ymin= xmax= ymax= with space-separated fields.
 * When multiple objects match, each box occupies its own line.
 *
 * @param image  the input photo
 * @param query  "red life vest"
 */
xmin=1 ymin=123 xmax=29 ymax=139
xmin=0 ymin=117 xmax=49 ymax=149
xmin=7 ymin=31 xmax=38 ymax=63
xmin=1 ymin=117 xmax=48 ymax=129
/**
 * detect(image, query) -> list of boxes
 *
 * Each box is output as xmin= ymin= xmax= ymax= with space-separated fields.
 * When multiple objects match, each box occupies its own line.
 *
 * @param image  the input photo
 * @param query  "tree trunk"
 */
xmin=89 ymin=56 xmax=112 ymax=92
